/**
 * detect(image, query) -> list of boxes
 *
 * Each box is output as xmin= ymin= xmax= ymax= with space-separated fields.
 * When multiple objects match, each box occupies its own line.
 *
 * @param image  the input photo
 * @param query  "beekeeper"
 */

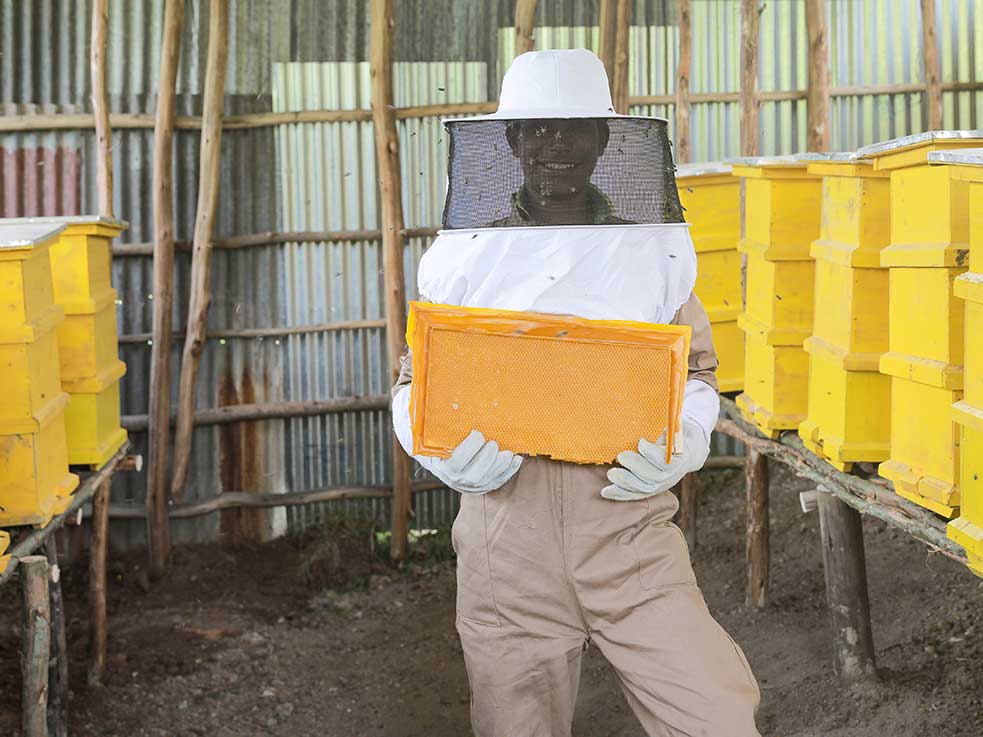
xmin=392 ymin=49 xmax=761 ymax=737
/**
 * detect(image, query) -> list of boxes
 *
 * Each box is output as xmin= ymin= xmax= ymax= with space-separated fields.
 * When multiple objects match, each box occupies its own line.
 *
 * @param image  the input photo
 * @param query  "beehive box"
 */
xmin=930 ymin=149 xmax=983 ymax=575
xmin=0 ymin=223 xmax=79 ymax=527
xmin=0 ymin=530 xmax=10 ymax=574
xmin=730 ymin=157 xmax=823 ymax=435
xmin=797 ymin=155 xmax=892 ymax=470
xmin=7 ymin=216 xmax=129 ymax=467
xmin=677 ymin=163 xmax=744 ymax=392
xmin=858 ymin=132 xmax=983 ymax=513
xmin=407 ymin=302 xmax=691 ymax=464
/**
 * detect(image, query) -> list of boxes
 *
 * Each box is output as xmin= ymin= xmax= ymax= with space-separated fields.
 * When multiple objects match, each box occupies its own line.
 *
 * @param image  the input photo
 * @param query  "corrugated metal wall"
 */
xmin=2 ymin=0 xmax=981 ymax=547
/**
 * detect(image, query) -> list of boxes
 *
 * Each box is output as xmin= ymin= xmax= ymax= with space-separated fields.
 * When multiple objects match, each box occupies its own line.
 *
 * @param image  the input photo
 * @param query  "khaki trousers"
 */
xmin=452 ymin=458 xmax=761 ymax=737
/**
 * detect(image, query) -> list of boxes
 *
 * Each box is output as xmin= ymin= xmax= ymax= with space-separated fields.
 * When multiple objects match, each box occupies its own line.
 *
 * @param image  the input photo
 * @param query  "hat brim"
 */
xmin=442 ymin=109 xmax=669 ymax=125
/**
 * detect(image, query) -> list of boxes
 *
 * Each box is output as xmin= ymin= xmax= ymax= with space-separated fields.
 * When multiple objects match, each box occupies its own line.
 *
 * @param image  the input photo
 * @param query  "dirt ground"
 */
xmin=2 ymin=465 xmax=982 ymax=737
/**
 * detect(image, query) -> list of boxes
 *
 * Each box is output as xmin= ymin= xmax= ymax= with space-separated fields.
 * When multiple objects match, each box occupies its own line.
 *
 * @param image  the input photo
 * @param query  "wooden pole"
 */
xmin=44 ymin=539 xmax=68 ymax=737
xmin=598 ymin=0 xmax=618 ymax=90
xmin=91 ymin=0 xmax=112 ymax=217
xmin=20 ymin=555 xmax=50 ymax=737
xmin=674 ymin=0 xmax=692 ymax=162
xmin=170 ymin=0 xmax=229 ymax=505
xmin=745 ymin=446 xmax=769 ymax=608
xmin=147 ymin=0 xmax=184 ymax=580
xmin=679 ymin=472 xmax=698 ymax=549
xmin=370 ymin=0 xmax=412 ymax=563
xmin=817 ymin=490 xmax=877 ymax=680
xmin=806 ymin=0 xmax=831 ymax=152
xmin=740 ymin=0 xmax=761 ymax=156
xmin=611 ymin=0 xmax=632 ymax=114
xmin=920 ymin=0 xmax=942 ymax=130
xmin=88 ymin=478 xmax=111 ymax=686
xmin=514 ymin=0 xmax=539 ymax=56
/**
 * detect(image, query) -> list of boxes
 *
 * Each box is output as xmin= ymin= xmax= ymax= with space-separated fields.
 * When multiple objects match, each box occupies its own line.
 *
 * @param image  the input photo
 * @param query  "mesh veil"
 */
xmin=442 ymin=117 xmax=684 ymax=229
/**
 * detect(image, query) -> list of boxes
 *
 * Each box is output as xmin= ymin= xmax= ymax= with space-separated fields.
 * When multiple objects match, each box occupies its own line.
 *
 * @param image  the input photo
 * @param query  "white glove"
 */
xmin=392 ymin=386 xmax=522 ymax=494
xmin=601 ymin=417 xmax=711 ymax=502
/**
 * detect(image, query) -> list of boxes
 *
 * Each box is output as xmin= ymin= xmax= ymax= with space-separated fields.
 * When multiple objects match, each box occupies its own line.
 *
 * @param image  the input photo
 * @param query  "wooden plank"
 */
xmin=598 ymin=0 xmax=618 ymax=89
xmin=612 ymin=0 xmax=632 ymax=114
xmin=745 ymin=446 xmax=769 ymax=608
xmin=921 ymin=0 xmax=942 ymax=130
xmin=91 ymin=0 xmax=112 ymax=217
xmin=370 ymin=0 xmax=412 ymax=562
xmin=87 ymin=479 xmax=111 ymax=686
xmin=806 ymin=0 xmax=831 ymax=152
xmin=817 ymin=490 xmax=877 ymax=680
xmin=740 ymin=0 xmax=761 ymax=156
xmin=170 ymin=0 xmax=230 ymax=506
xmin=118 ymin=318 xmax=388 ymax=345
xmin=514 ymin=0 xmax=539 ymax=56
xmin=20 ymin=555 xmax=50 ymax=737
xmin=674 ymin=0 xmax=692 ymax=162
xmin=45 ymin=538 xmax=68 ymax=737
xmin=147 ymin=0 xmax=184 ymax=582
xmin=679 ymin=472 xmax=698 ymax=549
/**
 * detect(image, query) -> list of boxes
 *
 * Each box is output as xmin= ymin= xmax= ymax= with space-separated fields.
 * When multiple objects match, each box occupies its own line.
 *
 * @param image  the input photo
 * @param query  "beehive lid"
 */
xmin=676 ymin=161 xmax=733 ymax=178
xmin=858 ymin=130 xmax=983 ymax=170
xmin=799 ymin=151 xmax=884 ymax=178
xmin=2 ymin=215 xmax=129 ymax=230
xmin=0 ymin=222 xmax=66 ymax=251
xmin=928 ymin=148 xmax=983 ymax=166
xmin=407 ymin=302 xmax=691 ymax=465
xmin=797 ymin=151 xmax=869 ymax=163
xmin=726 ymin=155 xmax=817 ymax=179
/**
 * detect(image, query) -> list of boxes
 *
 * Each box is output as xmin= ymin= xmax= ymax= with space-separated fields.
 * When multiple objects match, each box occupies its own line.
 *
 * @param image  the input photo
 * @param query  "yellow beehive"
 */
xmin=8 ymin=216 xmax=129 ymax=467
xmin=677 ymin=163 xmax=744 ymax=392
xmin=797 ymin=155 xmax=892 ymax=470
xmin=0 ymin=222 xmax=79 ymax=527
xmin=407 ymin=302 xmax=691 ymax=464
xmin=0 ymin=530 xmax=9 ymax=574
xmin=931 ymin=149 xmax=983 ymax=575
xmin=859 ymin=132 xmax=983 ymax=514
xmin=731 ymin=157 xmax=822 ymax=434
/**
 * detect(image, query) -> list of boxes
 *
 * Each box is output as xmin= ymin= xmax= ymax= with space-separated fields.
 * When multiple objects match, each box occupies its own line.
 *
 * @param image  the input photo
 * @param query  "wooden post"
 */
xmin=370 ymin=0 xmax=412 ymax=562
xmin=806 ymin=0 xmax=830 ymax=152
xmin=514 ymin=0 xmax=539 ymax=56
xmin=679 ymin=472 xmax=698 ymax=549
xmin=147 ymin=0 xmax=184 ymax=579
xmin=740 ymin=0 xmax=761 ymax=156
xmin=611 ymin=0 xmax=632 ymax=114
xmin=91 ymin=0 xmax=112 ymax=217
xmin=745 ymin=446 xmax=769 ymax=608
xmin=170 ymin=0 xmax=229 ymax=504
xmin=44 ymin=539 xmax=68 ymax=737
xmin=674 ymin=0 xmax=692 ymax=163
xmin=21 ymin=555 xmax=50 ymax=737
xmin=88 ymin=478 xmax=111 ymax=685
xmin=920 ymin=0 xmax=942 ymax=130
xmin=817 ymin=490 xmax=877 ymax=680
xmin=598 ymin=0 xmax=618 ymax=90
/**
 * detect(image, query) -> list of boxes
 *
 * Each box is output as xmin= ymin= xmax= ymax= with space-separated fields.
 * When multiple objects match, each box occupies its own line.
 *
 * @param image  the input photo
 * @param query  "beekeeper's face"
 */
xmin=506 ymin=119 xmax=609 ymax=201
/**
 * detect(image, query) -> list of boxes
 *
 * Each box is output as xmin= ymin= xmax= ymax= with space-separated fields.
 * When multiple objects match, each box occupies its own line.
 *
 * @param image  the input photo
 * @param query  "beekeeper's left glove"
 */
xmin=601 ymin=417 xmax=710 ymax=501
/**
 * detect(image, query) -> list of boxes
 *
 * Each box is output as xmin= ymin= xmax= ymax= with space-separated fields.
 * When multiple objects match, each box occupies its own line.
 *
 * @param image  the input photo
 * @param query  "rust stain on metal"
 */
xmin=0 ymin=146 xmax=82 ymax=217
xmin=218 ymin=366 xmax=263 ymax=546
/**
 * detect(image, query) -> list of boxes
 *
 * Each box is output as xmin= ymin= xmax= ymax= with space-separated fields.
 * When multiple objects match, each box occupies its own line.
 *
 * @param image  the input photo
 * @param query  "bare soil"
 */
xmin=2 ymin=465 xmax=982 ymax=737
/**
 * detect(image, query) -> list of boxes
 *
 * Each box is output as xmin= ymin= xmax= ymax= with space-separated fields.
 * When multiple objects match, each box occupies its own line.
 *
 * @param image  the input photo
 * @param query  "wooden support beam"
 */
xmin=91 ymin=0 xmax=112 ymax=217
xmin=20 ymin=555 xmax=50 ymax=737
xmin=370 ymin=0 xmax=412 ymax=563
xmin=88 ymin=478 xmax=111 ymax=686
xmin=674 ymin=0 xmax=692 ymax=162
xmin=920 ymin=0 xmax=942 ymax=130
xmin=806 ymin=0 xmax=830 ymax=152
xmin=514 ymin=0 xmax=539 ymax=56
xmin=611 ymin=0 xmax=632 ymax=114
xmin=817 ymin=490 xmax=877 ymax=680
xmin=44 ymin=539 xmax=68 ymax=737
xmin=598 ymin=0 xmax=618 ymax=90
xmin=147 ymin=0 xmax=184 ymax=582
xmin=679 ymin=472 xmax=698 ymax=549
xmin=740 ymin=0 xmax=761 ymax=156
xmin=745 ymin=446 xmax=769 ymax=608
xmin=118 ymin=318 xmax=388 ymax=345
xmin=171 ymin=0 xmax=230 ymax=507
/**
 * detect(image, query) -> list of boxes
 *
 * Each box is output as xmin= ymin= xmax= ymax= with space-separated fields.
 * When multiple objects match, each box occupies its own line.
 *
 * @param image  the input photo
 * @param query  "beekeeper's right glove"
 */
xmin=392 ymin=386 xmax=522 ymax=494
